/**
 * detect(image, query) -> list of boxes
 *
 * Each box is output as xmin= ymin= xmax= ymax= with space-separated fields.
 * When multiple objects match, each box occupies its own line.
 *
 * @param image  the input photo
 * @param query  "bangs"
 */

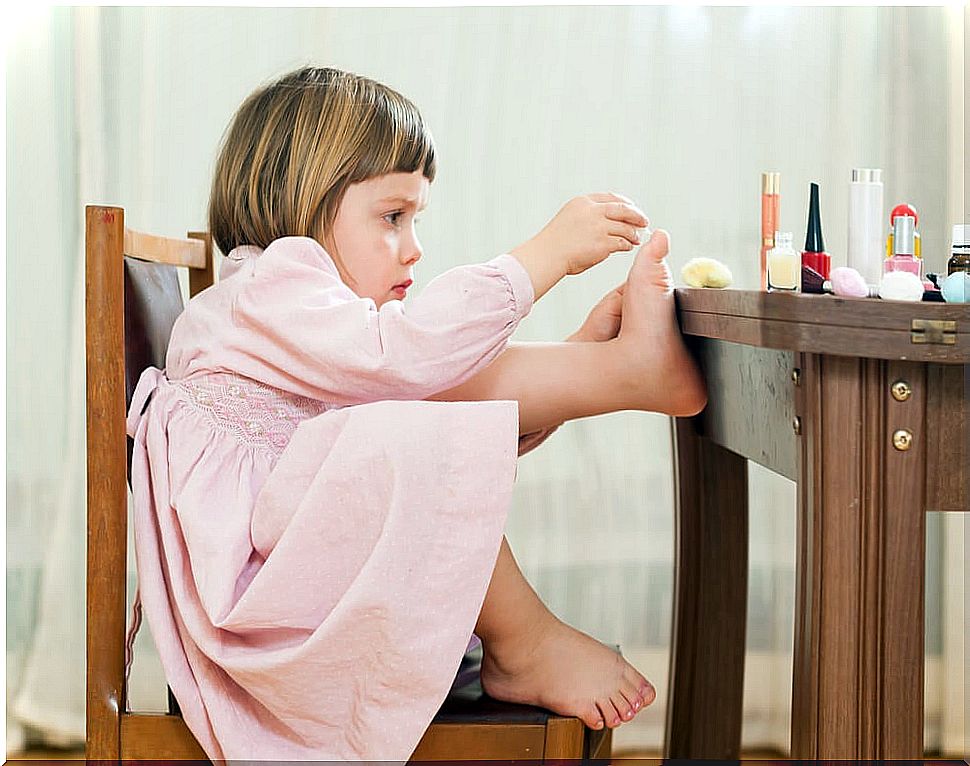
xmin=352 ymin=90 xmax=437 ymax=184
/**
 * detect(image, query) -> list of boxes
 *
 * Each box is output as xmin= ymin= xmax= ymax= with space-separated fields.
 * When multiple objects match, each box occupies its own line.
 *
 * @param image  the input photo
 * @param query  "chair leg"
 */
xmin=585 ymin=724 xmax=612 ymax=763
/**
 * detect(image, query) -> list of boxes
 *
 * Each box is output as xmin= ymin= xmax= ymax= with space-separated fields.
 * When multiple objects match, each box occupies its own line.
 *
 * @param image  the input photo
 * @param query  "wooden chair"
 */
xmin=85 ymin=204 xmax=611 ymax=763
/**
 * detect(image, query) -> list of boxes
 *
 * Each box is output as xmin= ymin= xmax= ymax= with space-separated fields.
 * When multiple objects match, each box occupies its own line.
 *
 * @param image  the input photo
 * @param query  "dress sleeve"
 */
xmin=201 ymin=237 xmax=536 ymax=406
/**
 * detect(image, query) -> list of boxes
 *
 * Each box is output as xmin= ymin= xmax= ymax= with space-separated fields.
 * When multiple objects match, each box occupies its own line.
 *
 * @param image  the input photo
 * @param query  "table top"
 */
xmin=674 ymin=288 xmax=970 ymax=363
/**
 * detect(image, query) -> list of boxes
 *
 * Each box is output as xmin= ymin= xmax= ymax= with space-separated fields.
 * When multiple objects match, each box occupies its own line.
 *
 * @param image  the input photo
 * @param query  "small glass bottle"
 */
xmin=948 ymin=224 xmax=970 ymax=275
xmin=768 ymin=231 xmax=801 ymax=292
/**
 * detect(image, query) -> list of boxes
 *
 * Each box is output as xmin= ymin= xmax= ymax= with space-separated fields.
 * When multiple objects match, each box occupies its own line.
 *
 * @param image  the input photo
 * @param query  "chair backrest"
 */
xmin=124 ymin=260 xmax=182 ymax=406
xmin=85 ymin=205 xmax=214 ymax=761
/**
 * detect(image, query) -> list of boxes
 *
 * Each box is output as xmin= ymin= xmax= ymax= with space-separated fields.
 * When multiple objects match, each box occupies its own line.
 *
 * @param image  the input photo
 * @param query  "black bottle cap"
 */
xmin=804 ymin=182 xmax=825 ymax=253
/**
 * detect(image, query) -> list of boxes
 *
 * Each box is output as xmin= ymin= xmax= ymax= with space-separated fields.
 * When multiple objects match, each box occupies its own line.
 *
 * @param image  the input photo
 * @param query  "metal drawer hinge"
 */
xmin=911 ymin=319 xmax=956 ymax=345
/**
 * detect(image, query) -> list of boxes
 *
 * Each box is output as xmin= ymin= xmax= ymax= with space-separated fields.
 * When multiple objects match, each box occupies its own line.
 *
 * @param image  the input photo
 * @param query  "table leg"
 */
xmin=792 ymin=353 xmax=926 ymax=758
xmin=664 ymin=416 xmax=748 ymax=759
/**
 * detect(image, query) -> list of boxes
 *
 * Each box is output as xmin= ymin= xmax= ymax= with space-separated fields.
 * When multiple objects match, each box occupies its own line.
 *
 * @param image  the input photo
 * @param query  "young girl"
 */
xmin=125 ymin=66 xmax=706 ymax=763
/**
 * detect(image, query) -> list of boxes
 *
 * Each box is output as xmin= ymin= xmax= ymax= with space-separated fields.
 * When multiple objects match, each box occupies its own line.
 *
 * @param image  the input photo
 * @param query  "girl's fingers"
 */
xmin=609 ymin=235 xmax=635 ymax=253
xmin=608 ymin=223 xmax=642 ymax=246
xmin=588 ymin=192 xmax=631 ymax=204
xmin=583 ymin=193 xmax=648 ymax=228
xmin=604 ymin=201 xmax=648 ymax=229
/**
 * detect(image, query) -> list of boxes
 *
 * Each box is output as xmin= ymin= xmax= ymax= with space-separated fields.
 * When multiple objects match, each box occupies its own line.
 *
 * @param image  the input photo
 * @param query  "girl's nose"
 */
xmin=403 ymin=230 xmax=423 ymax=265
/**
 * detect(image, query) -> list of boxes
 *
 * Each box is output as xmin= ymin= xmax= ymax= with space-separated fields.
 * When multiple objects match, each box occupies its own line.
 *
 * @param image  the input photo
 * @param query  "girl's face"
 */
xmin=324 ymin=170 xmax=429 ymax=308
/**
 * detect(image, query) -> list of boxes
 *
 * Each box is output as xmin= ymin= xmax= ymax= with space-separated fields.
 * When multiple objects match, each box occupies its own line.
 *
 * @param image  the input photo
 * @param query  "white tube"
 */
xmin=847 ymin=168 xmax=884 ymax=285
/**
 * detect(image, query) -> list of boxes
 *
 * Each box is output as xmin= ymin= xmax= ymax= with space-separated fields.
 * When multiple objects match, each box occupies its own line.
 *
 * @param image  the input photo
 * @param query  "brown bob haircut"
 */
xmin=208 ymin=66 xmax=437 ymax=260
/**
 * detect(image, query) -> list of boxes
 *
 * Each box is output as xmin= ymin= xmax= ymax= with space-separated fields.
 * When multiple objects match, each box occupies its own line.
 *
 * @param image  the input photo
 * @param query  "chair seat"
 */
xmin=434 ymin=644 xmax=554 ymax=725
xmin=157 ymin=643 xmax=594 ymax=762
xmin=409 ymin=644 xmax=610 ymax=763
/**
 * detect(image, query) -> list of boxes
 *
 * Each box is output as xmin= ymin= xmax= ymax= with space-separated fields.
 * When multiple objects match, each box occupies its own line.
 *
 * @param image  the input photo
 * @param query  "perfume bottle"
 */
xmin=760 ymin=172 xmax=781 ymax=291
xmin=768 ymin=231 xmax=801 ymax=292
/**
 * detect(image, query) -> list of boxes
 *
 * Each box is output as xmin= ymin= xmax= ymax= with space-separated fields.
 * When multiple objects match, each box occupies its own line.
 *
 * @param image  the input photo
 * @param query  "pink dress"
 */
xmin=124 ymin=236 xmax=559 ymax=763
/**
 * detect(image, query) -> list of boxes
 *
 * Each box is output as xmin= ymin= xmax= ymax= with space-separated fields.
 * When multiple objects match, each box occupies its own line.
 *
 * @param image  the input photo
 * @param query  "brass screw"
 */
xmin=792 ymin=369 xmax=801 ymax=386
xmin=892 ymin=429 xmax=913 ymax=451
xmin=793 ymin=416 xmax=802 ymax=435
xmin=891 ymin=380 xmax=912 ymax=402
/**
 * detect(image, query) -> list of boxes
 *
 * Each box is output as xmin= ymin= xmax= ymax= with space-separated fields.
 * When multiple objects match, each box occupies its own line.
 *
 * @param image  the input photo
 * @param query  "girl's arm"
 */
xmin=511 ymin=331 xmax=585 ymax=455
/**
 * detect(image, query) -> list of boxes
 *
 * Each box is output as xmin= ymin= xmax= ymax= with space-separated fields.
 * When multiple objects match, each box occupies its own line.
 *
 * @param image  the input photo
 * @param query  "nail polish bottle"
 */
xmin=883 ymin=215 xmax=923 ymax=279
xmin=802 ymin=183 xmax=831 ymax=280
xmin=768 ymin=231 xmax=801 ymax=292
xmin=885 ymin=203 xmax=922 ymax=261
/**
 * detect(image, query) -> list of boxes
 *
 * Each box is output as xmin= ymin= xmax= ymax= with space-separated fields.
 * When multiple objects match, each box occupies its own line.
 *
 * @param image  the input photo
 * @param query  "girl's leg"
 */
xmin=431 ymin=339 xmax=638 ymax=434
xmin=457 ymin=233 xmax=687 ymax=727
xmin=428 ymin=229 xmax=706 ymax=434
xmin=475 ymin=537 xmax=655 ymax=729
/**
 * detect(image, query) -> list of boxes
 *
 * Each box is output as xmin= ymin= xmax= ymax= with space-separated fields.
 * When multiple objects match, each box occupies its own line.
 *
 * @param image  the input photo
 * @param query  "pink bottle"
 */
xmin=883 ymin=215 xmax=922 ymax=279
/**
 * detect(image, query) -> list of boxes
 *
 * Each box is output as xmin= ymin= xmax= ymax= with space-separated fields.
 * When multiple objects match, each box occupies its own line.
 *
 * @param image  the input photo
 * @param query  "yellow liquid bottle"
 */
xmin=767 ymin=231 xmax=801 ymax=292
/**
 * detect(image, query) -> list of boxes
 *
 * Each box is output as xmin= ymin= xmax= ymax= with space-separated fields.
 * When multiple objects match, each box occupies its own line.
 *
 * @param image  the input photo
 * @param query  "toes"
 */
xmin=581 ymin=704 xmax=605 ymax=731
xmin=611 ymin=691 xmax=636 ymax=722
xmin=623 ymin=666 xmax=647 ymax=690
xmin=596 ymin=697 xmax=623 ymax=729
xmin=623 ymin=668 xmax=657 ymax=707
xmin=635 ymin=228 xmax=670 ymax=263
xmin=596 ymin=698 xmax=623 ymax=729
xmin=619 ymin=681 xmax=642 ymax=714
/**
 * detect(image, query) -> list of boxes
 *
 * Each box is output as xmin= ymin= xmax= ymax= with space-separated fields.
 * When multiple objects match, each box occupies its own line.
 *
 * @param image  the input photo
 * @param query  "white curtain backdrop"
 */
xmin=6 ymin=5 xmax=966 ymax=757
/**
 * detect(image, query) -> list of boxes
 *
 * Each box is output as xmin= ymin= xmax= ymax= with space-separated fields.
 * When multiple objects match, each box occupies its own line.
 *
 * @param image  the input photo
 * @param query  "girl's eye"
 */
xmin=384 ymin=212 xmax=404 ymax=227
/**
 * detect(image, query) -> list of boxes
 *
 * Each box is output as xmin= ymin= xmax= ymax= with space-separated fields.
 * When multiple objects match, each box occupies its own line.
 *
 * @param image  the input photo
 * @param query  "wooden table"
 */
xmin=663 ymin=288 xmax=968 ymax=760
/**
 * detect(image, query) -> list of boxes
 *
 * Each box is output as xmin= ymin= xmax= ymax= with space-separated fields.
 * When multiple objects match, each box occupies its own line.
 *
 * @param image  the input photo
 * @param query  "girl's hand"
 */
xmin=530 ymin=193 xmax=649 ymax=277
xmin=570 ymin=282 xmax=626 ymax=342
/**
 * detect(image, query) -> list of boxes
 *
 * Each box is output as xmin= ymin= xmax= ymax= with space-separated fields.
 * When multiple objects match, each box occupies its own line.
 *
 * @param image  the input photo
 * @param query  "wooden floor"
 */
xmin=6 ymin=749 xmax=86 ymax=761
xmin=5 ymin=746 xmax=789 ymax=762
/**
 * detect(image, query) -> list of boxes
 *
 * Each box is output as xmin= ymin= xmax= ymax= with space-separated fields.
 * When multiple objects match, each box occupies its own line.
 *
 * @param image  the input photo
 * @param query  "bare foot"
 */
xmin=480 ymin=611 xmax=657 ymax=730
xmin=616 ymin=229 xmax=707 ymax=416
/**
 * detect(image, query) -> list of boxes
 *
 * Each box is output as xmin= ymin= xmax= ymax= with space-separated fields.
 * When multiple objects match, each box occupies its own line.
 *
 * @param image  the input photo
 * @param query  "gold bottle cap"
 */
xmin=762 ymin=172 xmax=781 ymax=195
